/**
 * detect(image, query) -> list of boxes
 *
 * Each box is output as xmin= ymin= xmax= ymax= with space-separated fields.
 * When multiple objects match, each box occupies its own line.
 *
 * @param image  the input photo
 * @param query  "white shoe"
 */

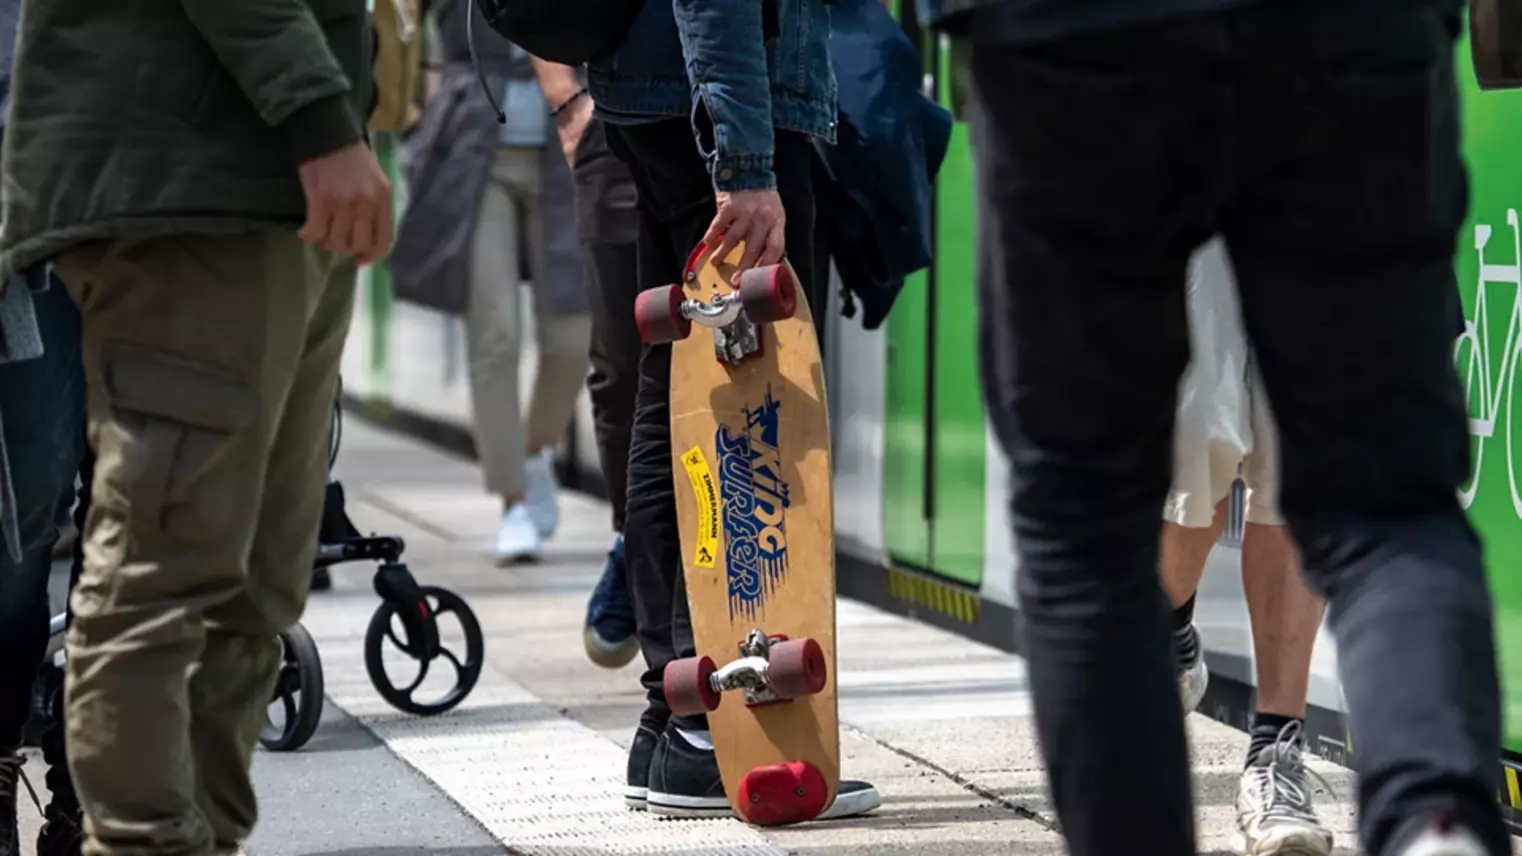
xmin=1231 ymin=723 xmax=1334 ymax=856
xmin=524 ymin=449 xmax=560 ymax=538
xmin=1396 ymin=819 xmax=1487 ymax=856
xmin=495 ymin=503 xmax=541 ymax=564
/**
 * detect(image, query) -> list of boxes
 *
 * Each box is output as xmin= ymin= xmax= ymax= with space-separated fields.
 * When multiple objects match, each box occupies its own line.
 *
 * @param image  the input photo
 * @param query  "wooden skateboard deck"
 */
xmin=634 ymin=241 xmax=838 ymax=826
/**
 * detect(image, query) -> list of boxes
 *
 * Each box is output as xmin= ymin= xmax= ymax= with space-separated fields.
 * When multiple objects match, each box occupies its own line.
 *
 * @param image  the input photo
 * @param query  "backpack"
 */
xmin=369 ymin=0 xmax=425 ymax=132
xmin=816 ymin=0 xmax=952 ymax=329
xmin=472 ymin=0 xmax=645 ymax=66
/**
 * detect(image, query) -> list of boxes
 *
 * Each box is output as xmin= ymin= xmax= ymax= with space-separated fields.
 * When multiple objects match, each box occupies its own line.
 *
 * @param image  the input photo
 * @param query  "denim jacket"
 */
xmin=587 ymin=0 xmax=838 ymax=192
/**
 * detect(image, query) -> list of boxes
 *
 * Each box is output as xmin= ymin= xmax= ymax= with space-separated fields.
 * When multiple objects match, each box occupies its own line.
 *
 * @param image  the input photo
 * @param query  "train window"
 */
xmin=1473 ymin=0 xmax=1522 ymax=90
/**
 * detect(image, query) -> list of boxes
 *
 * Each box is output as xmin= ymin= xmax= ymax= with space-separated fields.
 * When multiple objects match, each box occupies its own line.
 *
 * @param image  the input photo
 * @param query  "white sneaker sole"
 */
xmin=1229 ymin=829 xmax=1334 ymax=856
xmin=643 ymin=783 xmax=883 ymax=822
xmin=646 ymin=791 xmax=733 ymax=818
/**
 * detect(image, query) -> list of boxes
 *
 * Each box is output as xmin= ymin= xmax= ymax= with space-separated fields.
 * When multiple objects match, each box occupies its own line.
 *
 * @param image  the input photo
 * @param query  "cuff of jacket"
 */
xmin=284 ymin=95 xmax=365 ymax=164
xmin=709 ymin=152 xmax=776 ymax=192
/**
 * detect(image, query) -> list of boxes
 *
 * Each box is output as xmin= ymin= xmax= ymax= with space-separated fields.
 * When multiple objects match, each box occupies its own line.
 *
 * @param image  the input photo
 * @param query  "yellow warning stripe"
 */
xmin=1505 ymin=765 xmax=1522 ymax=810
xmin=885 ymin=567 xmax=979 ymax=624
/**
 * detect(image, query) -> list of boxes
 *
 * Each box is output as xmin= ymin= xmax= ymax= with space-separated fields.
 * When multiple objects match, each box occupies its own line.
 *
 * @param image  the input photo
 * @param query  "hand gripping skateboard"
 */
xmin=634 ymin=241 xmax=839 ymax=826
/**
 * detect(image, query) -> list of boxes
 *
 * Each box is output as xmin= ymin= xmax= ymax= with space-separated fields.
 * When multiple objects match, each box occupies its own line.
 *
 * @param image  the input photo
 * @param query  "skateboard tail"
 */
xmin=736 ymin=760 xmax=829 ymax=826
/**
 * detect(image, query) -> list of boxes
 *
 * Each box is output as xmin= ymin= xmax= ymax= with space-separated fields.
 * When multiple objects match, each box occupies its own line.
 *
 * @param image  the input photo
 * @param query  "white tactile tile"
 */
xmin=301 ymin=597 xmax=790 ymax=856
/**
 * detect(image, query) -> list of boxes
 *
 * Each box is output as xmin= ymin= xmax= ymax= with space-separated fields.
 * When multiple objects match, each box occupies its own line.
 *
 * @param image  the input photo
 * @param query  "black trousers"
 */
xmin=605 ymin=117 xmax=824 ymax=733
xmin=39 ymin=443 xmax=91 ymax=811
xmin=573 ymin=117 xmax=642 ymax=530
xmin=967 ymin=3 xmax=1504 ymax=856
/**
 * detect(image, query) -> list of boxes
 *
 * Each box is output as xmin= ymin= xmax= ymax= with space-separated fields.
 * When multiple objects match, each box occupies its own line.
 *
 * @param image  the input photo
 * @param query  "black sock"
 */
xmin=1171 ymin=593 xmax=1196 ymax=629
xmin=1171 ymin=595 xmax=1199 ymax=667
xmin=1247 ymin=712 xmax=1302 ymax=767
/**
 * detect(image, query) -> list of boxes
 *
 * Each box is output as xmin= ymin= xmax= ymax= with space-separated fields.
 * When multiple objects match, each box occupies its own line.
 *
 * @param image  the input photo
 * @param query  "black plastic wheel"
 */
xmin=260 ymin=623 xmax=325 ymax=752
xmin=364 ymin=585 xmax=484 ymax=716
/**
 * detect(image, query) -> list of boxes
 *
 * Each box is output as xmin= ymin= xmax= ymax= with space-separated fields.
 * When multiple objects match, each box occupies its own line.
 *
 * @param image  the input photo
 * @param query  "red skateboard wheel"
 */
xmin=663 ymin=655 xmax=720 ymax=716
xmin=634 ymin=284 xmax=691 ymax=344
xmin=736 ymin=761 xmax=829 ymax=826
xmin=738 ymin=264 xmax=798 ymax=324
xmin=767 ymin=638 xmax=827 ymax=699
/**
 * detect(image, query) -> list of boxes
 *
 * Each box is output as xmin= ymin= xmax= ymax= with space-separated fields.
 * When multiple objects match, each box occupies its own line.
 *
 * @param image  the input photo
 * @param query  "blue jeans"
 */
xmin=0 ymin=278 xmax=85 ymax=751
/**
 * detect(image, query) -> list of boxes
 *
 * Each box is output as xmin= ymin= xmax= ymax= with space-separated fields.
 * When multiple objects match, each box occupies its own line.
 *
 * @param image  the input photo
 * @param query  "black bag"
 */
xmin=473 ymin=0 xmax=645 ymax=66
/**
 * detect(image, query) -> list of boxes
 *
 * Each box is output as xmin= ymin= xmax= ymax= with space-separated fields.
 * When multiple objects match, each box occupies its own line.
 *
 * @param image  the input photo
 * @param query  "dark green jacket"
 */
xmin=0 ymin=0 xmax=373 ymax=279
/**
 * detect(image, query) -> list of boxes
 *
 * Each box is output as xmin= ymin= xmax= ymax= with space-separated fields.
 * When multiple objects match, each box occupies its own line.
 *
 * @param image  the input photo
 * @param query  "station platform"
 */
xmin=22 ymin=417 xmax=1368 ymax=856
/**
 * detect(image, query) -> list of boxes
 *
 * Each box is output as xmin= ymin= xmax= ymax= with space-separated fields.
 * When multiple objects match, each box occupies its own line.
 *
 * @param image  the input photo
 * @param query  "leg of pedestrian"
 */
xmin=57 ymin=234 xmax=347 ymax=856
xmin=1223 ymin=5 xmax=1505 ymax=854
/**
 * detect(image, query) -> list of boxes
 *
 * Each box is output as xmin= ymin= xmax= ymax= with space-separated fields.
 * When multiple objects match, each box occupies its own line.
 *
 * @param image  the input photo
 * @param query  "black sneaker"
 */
xmin=645 ymin=726 xmax=730 ymax=818
xmin=624 ymin=725 xmax=659 ymax=810
xmin=641 ymin=726 xmax=884 ymax=821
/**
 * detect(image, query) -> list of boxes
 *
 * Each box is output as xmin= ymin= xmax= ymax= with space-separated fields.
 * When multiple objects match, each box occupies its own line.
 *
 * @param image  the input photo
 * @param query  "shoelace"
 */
xmin=1244 ymin=721 xmax=1335 ymax=826
xmin=0 ymin=755 xmax=44 ymax=818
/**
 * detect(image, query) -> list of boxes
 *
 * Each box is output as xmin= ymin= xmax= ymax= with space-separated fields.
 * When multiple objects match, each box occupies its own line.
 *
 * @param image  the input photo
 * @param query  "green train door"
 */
xmin=880 ymin=6 xmax=987 ymax=588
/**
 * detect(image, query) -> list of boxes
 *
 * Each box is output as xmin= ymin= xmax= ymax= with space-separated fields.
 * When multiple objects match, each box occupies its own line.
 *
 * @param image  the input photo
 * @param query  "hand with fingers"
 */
xmin=296 ymin=142 xmax=396 ymax=267
xmin=704 ymin=188 xmax=787 ymax=284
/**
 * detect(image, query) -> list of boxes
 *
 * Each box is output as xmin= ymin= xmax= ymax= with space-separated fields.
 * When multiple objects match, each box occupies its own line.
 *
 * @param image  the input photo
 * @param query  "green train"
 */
xmin=341 ymin=1 xmax=1522 ymax=830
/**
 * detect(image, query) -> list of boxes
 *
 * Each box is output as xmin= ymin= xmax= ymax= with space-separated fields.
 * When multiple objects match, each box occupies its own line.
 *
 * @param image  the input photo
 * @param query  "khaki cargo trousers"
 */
xmin=54 ymin=231 xmax=355 ymax=856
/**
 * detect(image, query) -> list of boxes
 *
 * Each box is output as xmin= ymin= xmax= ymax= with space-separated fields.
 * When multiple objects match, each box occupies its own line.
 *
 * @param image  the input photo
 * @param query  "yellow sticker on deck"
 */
xmin=680 ymin=446 xmax=721 ymax=568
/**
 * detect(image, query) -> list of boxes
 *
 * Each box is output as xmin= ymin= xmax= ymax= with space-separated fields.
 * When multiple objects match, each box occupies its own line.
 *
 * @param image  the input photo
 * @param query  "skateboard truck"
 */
xmin=633 ymin=263 xmax=799 ymax=364
xmin=663 ymin=630 xmax=827 ymax=716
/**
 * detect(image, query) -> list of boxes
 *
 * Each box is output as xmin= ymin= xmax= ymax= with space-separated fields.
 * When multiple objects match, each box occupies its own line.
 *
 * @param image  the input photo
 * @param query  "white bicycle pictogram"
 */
xmin=1454 ymin=208 xmax=1522 ymax=514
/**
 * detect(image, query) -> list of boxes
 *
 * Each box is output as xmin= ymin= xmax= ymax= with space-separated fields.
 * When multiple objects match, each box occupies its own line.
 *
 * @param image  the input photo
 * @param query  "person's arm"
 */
xmin=531 ymin=57 xmax=594 ymax=167
xmin=671 ymin=0 xmax=775 ymax=191
xmin=530 ymin=57 xmax=583 ymax=113
xmin=178 ymin=0 xmax=365 ymax=163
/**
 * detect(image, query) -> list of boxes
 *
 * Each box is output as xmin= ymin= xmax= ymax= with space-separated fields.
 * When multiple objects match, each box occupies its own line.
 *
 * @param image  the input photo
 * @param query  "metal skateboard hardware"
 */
xmin=634 ymin=263 xmax=799 ymax=363
xmin=663 ymin=631 xmax=828 ymax=716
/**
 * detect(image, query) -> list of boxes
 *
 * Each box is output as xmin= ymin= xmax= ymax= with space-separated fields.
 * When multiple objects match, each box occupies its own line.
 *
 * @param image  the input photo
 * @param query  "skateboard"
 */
xmin=633 ymin=241 xmax=838 ymax=827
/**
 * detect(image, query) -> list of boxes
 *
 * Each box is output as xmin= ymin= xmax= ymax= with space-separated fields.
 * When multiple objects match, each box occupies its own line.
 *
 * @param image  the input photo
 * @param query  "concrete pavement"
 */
xmin=19 ymin=416 xmax=1366 ymax=855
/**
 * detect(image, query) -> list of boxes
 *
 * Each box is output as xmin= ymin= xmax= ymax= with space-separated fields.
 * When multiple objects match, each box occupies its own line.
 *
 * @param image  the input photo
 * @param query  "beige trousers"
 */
xmin=56 ymin=232 xmax=354 ymax=856
xmin=467 ymin=148 xmax=592 ymax=499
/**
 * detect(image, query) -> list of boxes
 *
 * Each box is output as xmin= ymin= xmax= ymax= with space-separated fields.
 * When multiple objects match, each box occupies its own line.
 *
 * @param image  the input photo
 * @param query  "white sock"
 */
xmin=676 ymin=727 xmax=713 ymax=750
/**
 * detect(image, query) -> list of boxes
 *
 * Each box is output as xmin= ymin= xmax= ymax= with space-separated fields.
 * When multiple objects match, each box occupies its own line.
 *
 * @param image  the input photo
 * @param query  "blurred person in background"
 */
xmin=391 ymin=0 xmax=592 ymax=566
xmin=529 ymin=57 xmax=642 ymax=669
xmin=1163 ymin=238 xmax=1332 ymax=856
xmin=0 ymin=0 xmax=390 ymax=854
xmin=0 ymin=8 xmax=89 ymax=856
xmin=951 ymin=0 xmax=1507 ymax=855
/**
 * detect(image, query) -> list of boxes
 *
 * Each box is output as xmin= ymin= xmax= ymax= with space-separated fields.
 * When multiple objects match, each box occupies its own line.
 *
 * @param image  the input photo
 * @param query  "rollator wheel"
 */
xmin=634 ymin=284 xmax=692 ymax=344
xmin=738 ymin=264 xmax=797 ymax=324
xmin=364 ymin=585 xmax=484 ymax=716
xmin=261 ymin=622 xmax=325 ymax=752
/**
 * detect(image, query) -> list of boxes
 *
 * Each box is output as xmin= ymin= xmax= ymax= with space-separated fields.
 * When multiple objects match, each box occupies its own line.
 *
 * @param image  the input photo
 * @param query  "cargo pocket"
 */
xmin=97 ymin=341 xmax=258 ymax=546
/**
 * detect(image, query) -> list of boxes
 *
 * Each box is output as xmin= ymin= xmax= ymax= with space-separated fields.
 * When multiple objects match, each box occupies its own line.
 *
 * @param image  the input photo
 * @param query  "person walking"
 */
xmin=0 ymin=1 xmax=391 ymax=853
xmin=530 ymin=57 xmax=642 ymax=669
xmin=949 ymin=0 xmax=1506 ymax=854
xmin=1163 ymin=238 xmax=1333 ymax=856
xmin=390 ymin=0 xmax=593 ymax=566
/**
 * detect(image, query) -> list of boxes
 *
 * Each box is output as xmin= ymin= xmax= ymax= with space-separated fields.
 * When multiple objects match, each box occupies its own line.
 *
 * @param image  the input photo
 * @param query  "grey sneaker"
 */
xmin=1176 ymin=624 xmax=1209 ymax=712
xmin=1231 ymin=723 xmax=1334 ymax=856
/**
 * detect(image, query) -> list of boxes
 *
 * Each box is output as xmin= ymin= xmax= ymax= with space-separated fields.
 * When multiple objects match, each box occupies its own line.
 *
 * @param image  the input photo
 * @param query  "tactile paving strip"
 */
xmin=303 ymin=598 xmax=791 ymax=856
